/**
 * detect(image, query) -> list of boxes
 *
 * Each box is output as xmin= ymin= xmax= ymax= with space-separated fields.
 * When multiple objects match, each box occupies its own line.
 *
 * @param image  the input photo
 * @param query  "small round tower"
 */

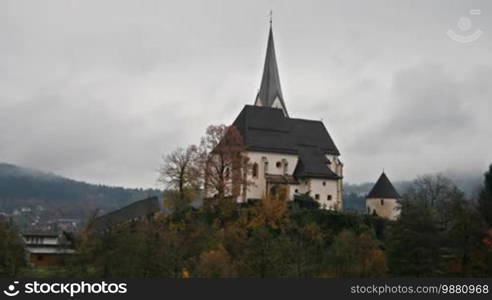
xmin=366 ymin=172 xmax=401 ymax=220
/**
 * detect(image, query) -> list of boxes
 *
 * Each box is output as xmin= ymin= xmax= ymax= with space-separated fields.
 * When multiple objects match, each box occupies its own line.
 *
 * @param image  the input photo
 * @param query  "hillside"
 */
xmin=0 ymin=163 xmax=161 ymax=229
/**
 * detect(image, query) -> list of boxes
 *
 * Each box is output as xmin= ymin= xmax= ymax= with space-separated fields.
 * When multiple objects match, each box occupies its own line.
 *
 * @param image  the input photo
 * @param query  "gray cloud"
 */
xmin=1 ymin=0 xmax=492 ymax=187
xmin=344 ymin=63 xmax=492 ymax=182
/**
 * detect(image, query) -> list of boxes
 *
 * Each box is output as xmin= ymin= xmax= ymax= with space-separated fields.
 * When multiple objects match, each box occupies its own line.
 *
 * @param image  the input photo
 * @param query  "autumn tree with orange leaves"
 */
xmin=200 ymin=125 xmax=250 ymax=201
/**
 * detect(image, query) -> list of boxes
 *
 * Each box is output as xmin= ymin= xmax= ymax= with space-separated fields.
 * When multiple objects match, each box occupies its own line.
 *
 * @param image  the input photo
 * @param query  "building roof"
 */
xmin=293 ymin=146 xmax=340 ymax=179
xmin=92 ymin=196 xmax=161 ymax=231
xmin=22 ymin=232 xmax=60 ymax=238
xmin=22 ymin=231 xmax=74 ymax=251
xmin=367 ymin=172 xmax=401 ymax=199
xmin=233 ymin=105 xmax=341 ymax=180
xmin=266 ymin=174 xmax=299 ymax=185
xmin=254 ymin=25 xmax=288 ymax=116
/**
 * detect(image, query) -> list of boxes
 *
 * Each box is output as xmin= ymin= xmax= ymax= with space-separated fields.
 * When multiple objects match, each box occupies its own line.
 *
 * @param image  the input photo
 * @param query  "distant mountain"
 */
xmin=0 ymin=163 xmax=161 ymax=228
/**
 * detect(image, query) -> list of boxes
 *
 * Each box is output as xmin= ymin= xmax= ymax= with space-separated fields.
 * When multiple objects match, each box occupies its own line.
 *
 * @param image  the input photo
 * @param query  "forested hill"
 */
xmin=0 ymin=163 xmax=161 ymax=221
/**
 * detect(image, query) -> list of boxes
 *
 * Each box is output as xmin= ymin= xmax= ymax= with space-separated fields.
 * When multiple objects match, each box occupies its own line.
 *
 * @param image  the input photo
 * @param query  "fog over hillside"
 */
xmin=0 ymin=162 xmax=161 ymax=229
xmin=1 ymin=161 xmax=486 ymax=219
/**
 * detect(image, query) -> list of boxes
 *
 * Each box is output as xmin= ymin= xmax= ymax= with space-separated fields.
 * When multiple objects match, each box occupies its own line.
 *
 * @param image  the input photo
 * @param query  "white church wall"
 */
xmin=244 ymin=151 xmax=298 ymax=200
xmin=289 ymin=180 xmax=310 ymax=200
xmin=366 ymin=198 xmax=400 ymax=220
xmin=238 ymin=151 xmax=343 ymax=212
xmin=249 ymin=151 xmax=298 ymax=176
xmin=309 ymin=179 xmax=339 ymax=210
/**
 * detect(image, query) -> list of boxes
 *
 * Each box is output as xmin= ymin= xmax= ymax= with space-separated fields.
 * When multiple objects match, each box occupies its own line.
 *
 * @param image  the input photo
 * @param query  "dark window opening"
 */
xmin=380 ymin=199 xmax=384 ymax=205
xmin=252 ymin=163 xmax=258 ymax=178
xmin=327 ymin=195 xmax=332 ymax=201
xmin=276 ymin=161 xmax=282 ymax=168
xmin=283 ymin=161 xmax=288 ymax=174
xmin=315 ymin=194 xmax=320 ymax=200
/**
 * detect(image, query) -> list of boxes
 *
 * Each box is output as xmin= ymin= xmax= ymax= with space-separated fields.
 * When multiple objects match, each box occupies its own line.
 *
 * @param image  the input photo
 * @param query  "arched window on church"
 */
xmin=262 ymin=157 xmax=268 ymax=175
xmin=225 ymin=167 xmax=230 ymax=180
xmin=282 ymin=159 xmax=288 ymax=175
xmin=252 ymin=163 xmax=258 ymax=178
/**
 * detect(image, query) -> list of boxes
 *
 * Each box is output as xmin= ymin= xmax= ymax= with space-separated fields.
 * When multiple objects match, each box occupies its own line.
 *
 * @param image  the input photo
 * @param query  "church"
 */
xmin=225 ymin=24 xmax=344 ymax=210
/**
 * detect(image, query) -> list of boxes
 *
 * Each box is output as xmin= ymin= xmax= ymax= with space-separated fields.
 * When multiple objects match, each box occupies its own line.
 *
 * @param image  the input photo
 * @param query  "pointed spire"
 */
xmin=254 ymin=17 xmax=288 ymax=117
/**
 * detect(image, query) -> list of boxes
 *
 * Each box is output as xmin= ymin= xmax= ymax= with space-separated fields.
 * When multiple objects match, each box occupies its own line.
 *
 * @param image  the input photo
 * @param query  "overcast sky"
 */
xmin=1 ymin=0 xmax=491 ymax=188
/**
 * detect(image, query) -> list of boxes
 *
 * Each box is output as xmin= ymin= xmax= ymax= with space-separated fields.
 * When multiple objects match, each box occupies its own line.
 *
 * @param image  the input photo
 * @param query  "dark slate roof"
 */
xmin=367 ymin=173 xmax=401 ymax=199
xmin=92 ymin=196 xmax=161 ymax=231
xmin=255 ymin=26 xmax=288 ymax=116
xmin=293 ymin=146 xmax=340 ymax=179
xmin=233 ymin=105 xmax=341 ymax=180
xmin=22 ymin=232 xmax=59 ymax=238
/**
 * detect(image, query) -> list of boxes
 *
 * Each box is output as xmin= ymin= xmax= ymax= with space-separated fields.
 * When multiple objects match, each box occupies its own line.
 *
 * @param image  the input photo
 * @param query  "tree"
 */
xmin=197 ymin=244 xmax=236 ymax=277
xmin=405 ymin=174 xmax=466 ymax=231
xmin=293 ymin=192 xmax=320 ymax=210
xmin=200 ymin=125 xmax=249 ymax=201
xmin=0 ymin=220 xmax=26 ymax=277
xmin=326 ymin=230 xmax=386 ymax=277
xmin=70 ymin=214 xmax=219 ymax=278
xmin=479 ymin=164 xmax=492 ymax=226
xmin=239 ymin=226 xmax=290 ymax=277
xmin=387 ymin=174 xmax=490 ymax=277
xmin=405 ymin=174 xmax=456 ymax=208
xmin=386 ymin=200 xmax=441 ymax=277
xmin=249 ymin=187 xmax=289 ymax=229
xmin=158 ymin=145 xmax=200 ymax=211
xmin=483 ymin=229 xmax=492 ymax=274
xmin=287 ymin=222 xmax=326 ymax=277
xmin=442 ymin=198 xmax=486 ymax=276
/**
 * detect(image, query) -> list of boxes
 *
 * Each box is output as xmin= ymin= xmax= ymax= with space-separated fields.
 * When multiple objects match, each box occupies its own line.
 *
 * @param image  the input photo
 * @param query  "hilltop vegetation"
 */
xmin=1 ymin=164 xmax=491 ymax=278
xmin=45 ymin=166 xmax=492 ymax=277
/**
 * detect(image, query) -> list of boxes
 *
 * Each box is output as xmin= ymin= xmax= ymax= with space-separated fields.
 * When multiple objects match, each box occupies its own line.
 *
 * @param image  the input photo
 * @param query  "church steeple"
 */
xmin=254 ymin=19 xmax=288 ymax=117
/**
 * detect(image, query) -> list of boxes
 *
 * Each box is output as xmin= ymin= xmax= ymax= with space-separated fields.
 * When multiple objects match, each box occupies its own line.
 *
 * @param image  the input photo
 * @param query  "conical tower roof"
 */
xmin=367 ymin=172 xmax=401 ymax=199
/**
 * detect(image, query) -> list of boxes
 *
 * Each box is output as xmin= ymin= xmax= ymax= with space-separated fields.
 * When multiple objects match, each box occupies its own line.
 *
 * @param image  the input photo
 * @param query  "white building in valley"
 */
xmin=223 ymin=24 xmax=344 ymax=210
